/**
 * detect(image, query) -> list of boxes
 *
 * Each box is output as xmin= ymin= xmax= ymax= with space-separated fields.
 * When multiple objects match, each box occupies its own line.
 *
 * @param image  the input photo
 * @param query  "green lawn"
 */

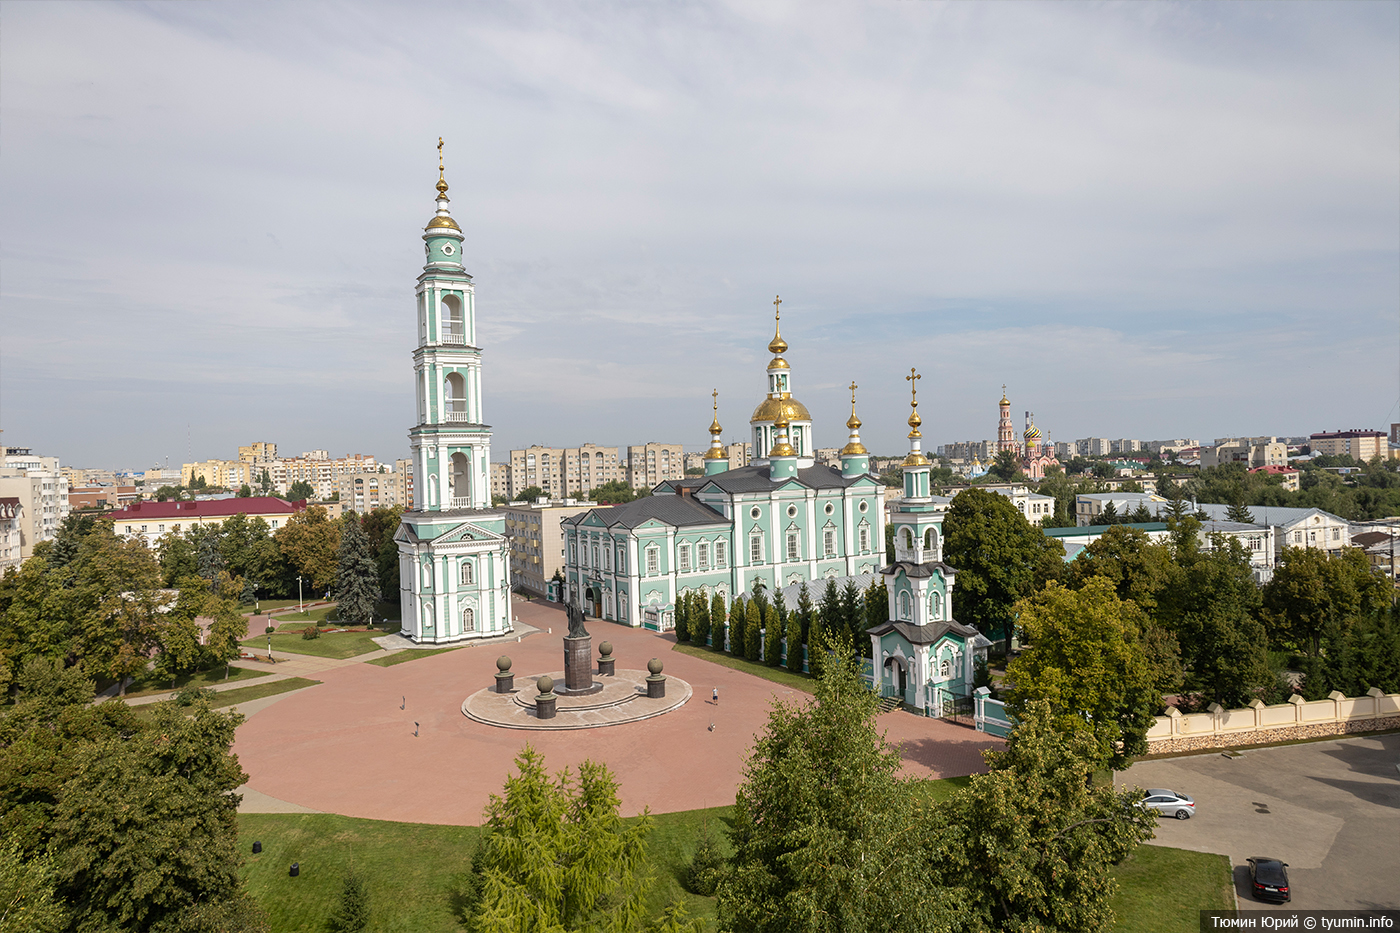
xmin=1109 ymin=844 xmax=1234 ymax=932
xmin=131 ymin=678 xmax=322 ymax=720
xmin=670 ymin=642 xmax=815 ymax=693
xmin=236 ymin=807 xmax=1225 ymax=933
xmin=241 ymin=629 xmax=388 ymax=660
xmin=238 ymin=807 xmax=727 ymax=933
xmin=247 ymin=598 xmax=314 ymax=613
xmin=268 ymin=605 xmax=338 ymax=624
xmin=120 ymin=664 xmax=271 ymax=698
xmin=365 ymin=646 xmax=462 ymax=668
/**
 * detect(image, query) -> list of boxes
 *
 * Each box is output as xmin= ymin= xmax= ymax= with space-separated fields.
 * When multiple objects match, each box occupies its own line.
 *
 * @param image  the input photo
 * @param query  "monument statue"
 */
xmin=566 ymin=598 xmax=590 ymax=639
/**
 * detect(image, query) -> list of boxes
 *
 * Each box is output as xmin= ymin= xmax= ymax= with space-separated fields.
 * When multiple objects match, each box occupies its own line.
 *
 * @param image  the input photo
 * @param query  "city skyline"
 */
xmin=2 ymin=2 xmax=1397 ymax=468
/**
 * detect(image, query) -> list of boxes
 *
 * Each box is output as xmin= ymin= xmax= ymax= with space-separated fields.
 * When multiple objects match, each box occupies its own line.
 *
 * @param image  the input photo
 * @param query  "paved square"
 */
xmin=1118 ymin=733 xmax=1400 ymax=910
xmin=232 ymin=598 xmax=1003 ymax=825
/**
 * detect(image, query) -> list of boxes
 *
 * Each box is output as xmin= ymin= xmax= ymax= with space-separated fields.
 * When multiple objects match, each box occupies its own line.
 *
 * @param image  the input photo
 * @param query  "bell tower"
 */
xmin=408 ymin=139 xmax=492 ymax=512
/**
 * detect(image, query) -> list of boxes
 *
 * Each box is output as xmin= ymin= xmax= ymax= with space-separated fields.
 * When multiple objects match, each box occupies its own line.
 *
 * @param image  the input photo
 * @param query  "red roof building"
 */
xmin=1250 ymin=465 xmax=1301 ymax=492
xmin=103 ymin=496 xmax=307 ymax=546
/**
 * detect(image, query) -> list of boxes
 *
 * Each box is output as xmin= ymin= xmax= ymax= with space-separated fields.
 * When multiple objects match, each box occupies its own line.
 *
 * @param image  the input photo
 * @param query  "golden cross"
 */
xmin=906 ymin=367 xmax=921 ymax=404
xmin=773 ymin=294 xmax=782 ymax=323
xmin=438 ymin=137 xmax=444 ymax=172
xmin=849 ymin=381 xmax=858 ymax=408
xmin=712 ymin=388 xmax=719 ymax=412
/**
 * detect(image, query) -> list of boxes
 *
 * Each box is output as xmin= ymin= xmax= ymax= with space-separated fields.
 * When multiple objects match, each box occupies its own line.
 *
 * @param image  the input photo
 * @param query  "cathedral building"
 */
xmin=561 ymin=300 xmax=885 ymax=630
xmin=997 ymin=386 xmax=1060 ymax=481
xmin=393 ymin=148 xmax=513 ymax=643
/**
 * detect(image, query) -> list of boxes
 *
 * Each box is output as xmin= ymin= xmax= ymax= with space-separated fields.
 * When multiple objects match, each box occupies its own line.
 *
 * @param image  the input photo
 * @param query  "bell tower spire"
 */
xmin=840 ymin=381 xmax=870 ymax=478
xmin=703 ymin=390 xmax=729 ymax=476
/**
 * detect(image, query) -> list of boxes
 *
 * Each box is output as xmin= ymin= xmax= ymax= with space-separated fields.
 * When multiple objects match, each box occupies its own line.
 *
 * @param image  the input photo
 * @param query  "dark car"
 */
xmin=1247 ymin=857 xmax=1291 ymax=903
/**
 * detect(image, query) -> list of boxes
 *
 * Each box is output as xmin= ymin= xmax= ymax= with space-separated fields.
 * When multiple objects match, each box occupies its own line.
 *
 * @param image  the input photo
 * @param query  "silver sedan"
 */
xmin=1142 ymin=788 xmax=1195 ymax=820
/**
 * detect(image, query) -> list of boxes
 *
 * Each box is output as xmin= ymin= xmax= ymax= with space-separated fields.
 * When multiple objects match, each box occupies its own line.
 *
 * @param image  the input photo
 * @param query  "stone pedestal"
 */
xmin=535 ymin=694 xmax=557 ymax=719
xmin=645 ymin=657 xmax=666 ymax=699
xmin=495 ymin=672 xmax=514 ymax=693
xmin=564 ymin=635 xmax=593 ymax=693
xmin=597 ymin=640 xmax=615 ymax=676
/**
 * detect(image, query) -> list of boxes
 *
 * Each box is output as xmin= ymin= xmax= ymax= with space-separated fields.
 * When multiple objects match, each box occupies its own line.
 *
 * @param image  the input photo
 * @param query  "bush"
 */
xmin=301 ymin=624 xmax=321 ymax=641
xmin=327 ymin=868 xmax=370 ymax=932
xmin=685 ymin=822 xmax=724 ymax=896
xmin=173 ymin=686 xmax=214 ymax=706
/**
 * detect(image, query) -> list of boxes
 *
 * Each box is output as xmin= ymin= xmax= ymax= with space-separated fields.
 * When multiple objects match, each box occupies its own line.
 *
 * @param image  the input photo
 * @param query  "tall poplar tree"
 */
xmin=745 ymin=600 xmax=762 ymax=663
xmin=765 ymin=604 xmax=784 ymax=667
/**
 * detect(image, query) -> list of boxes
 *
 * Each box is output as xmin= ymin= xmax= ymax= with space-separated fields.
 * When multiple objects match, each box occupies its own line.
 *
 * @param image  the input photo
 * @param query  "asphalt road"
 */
xmin=1118 ymin=733 xmax=1400 ymax=911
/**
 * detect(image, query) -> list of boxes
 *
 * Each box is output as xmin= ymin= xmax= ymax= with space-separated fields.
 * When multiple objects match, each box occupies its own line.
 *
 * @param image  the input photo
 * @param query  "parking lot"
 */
xmin=1118 ymin=733 xmax=1400 ymax=910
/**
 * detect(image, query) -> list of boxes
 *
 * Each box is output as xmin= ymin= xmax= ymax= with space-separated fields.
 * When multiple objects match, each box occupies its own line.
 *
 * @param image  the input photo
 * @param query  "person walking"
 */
xmin=712 ymin=687 xmax=719 ymax=704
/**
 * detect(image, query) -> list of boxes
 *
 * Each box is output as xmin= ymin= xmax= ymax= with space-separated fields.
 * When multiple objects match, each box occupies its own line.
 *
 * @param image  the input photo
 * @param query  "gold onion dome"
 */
xmin=751 ymin=395 xmax=811 ymax=423
xmin=846 ymin=411 xmax=862 ymax=430
xmin=769 ymin=418 xmax=797 ymax=458
xmin=1000 ymin=384 xmax=1009 ymax=406
xmin=427 ymin=136 xmax=461 ymax=231
xmin=767 ymin=355 xmax=790 ymax=370
xmin=841 ymin=381 xmax=867 ymax=455
xmin=903 ymin=367 xmax=930 ymax=466
xmin=768 ymin=294 xmax=788 ymax=354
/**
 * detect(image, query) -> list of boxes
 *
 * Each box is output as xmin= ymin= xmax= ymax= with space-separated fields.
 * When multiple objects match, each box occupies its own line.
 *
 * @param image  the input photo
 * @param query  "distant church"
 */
xmin=996 ymin=386 xmax=1060 ymax=481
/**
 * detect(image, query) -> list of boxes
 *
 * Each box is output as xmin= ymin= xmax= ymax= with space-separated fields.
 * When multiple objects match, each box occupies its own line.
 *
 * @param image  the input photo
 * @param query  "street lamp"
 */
xmin=298 ymin=575 xmax=304 ymax=613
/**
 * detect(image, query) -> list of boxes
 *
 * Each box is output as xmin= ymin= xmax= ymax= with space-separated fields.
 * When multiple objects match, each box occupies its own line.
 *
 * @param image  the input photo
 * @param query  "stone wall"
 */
xmin=1145 ymin=687 xmax=1400 ymax=754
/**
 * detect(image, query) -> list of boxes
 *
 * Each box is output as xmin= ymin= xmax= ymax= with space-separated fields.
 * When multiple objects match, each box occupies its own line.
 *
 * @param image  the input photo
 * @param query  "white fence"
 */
xmin=1146 ymin=687 xmax=1400 ymax=751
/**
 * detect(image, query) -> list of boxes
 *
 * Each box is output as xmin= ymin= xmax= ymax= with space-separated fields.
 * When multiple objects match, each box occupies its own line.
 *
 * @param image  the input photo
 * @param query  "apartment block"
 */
xmin=336 ymin=471 xmax=401 ymax=512
xmin=1077 ymin=438 xmax=1113 ymax=457
xmin=238 ymin=442 xmax=278 ymax=463
xmin=727 ymin=442 xmax=752 ymax=470
xmin=1309 ymin=429 xmax=1389 ymax=462
xmin=1201 ymin=437 xmax=1287 ymax=469
xmin=944 ymin=440 xmax=993 ymax=461
xmin=0 ymin=453 xmax=70 ymax=560
xmin=626 ymin=443 xmax=683 ymax=489
xmin=504 ymin=499 xmax=594 ymax=597
xmin=395 ymin=459 xmax=414 ymax=509
xmin=0 ymin=497 xmax=21 ymax=573
xmin=490 ymin=463 xmax=510 ymax=501
xmin=508 ymin=444 xmax=625 ymax=500
xmin=1110 ymin=439 xmax=1142 ymax=454
xmin=563 ymin=444 xmax=622 ymax=496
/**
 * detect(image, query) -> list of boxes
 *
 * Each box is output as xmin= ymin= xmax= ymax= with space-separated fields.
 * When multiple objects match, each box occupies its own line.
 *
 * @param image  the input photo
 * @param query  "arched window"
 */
xmin=939 ymin=656 xmax=952 ymax=680
xmin=444 ymin=373 xmax=467 ymax=418
xmin=901 ymin=528 xmax=913 ymax=550
xmin=423 ymin=601 xmax=435 ymax=632
xmin=422 ymin=561 xmax=434 ymax=590
xmin=463 ymin=607 xmax=475 ymax=633
xmin=460 ymin=561 xmax=474 ymax=586
xmin=929 ymin=590 xmax=941 ymax=620
xmin=441 ymin=294 xmax=464 ymax=343
xmin=450 ymin=452 xmax=471 ymax=507
xmin=924 ymin=528 xmax=936 ymax=551
xmin=898 ymin=590 xmax=911 ymax=620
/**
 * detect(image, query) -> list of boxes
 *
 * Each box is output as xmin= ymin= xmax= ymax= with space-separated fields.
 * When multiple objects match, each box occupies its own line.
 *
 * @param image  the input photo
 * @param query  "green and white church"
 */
xmin=393 ymin=149 xmax=513 ymax=644
xmin=867 ymin=374 xmax=991 ymax=715
xmin=562 ymin=304 xmax=887 ymax=630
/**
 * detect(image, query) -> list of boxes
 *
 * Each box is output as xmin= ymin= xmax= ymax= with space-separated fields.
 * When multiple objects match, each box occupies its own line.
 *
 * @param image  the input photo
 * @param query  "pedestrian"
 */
xmin=712 ymin=687 xmax=719 ymax=704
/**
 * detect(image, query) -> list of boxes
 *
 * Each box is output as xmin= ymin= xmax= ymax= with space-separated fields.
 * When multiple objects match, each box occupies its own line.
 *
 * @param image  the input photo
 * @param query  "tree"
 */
xmin=709 ymin=593 xmax=725 ymax=649
xmin=816 ymin=578 xmax=841 ymax=648
xmin=1090 ymin=501 xmax=1119 ymax=526
xmin=794 ymin=581 xmax=815 ymax=647
xmin=944 ymin=488 xmax=1048 ymax=644
xmin=286 ymin=479 xmax=314 ymax=502
xmin=327 ymin=869 xmax=370 ymax=933
xmin=745 ymin=599 xmax=762 ymax=663
xmin=237 ymin=483 xmax=253 ymax=498
xmin=785 ymin=610 xmax=803 ymax=671
xmin=463 ymin=746 xmax=656 ymax=933
xmin=1225 ymin=499 xmax=1253 ymax=524
xmin=931 ymin=701 xmax=1156 ymax=932
xmin=839 ymin=580 xmax=863 ymax=650
xmin=693 ymin=592 xmax=711 ymax=648
xmin=275 ymin=506 xmax=341 ymax=592
xmin=1263 ymin=546 xmax=1391 ymax=659
xmin=765 ymin=604 xmax=783 ymax=668
xmin=718 ymin=639 xmax=963 ymax=933
xmin=334 ymin=516 xmax=379 ymax=625
xmin=587 ymin=481 xmax=651 ymax=505
xmin=259 ymin=469 xmax=273 ymax=495
xmin=1005 ymin=579 xmax=1159 ymax=769
xmin=0 ymin=840 xmax=66 ymax=933
xmin=729 ymin=596 xmax=746 ymax=657
xmin=1064 ymin=525 xmax=1174 ymax=615
xmin=516 ymin=485 xmax=545 ymax=502
xmin=989 ymin=448 xmax=1023 ymax=482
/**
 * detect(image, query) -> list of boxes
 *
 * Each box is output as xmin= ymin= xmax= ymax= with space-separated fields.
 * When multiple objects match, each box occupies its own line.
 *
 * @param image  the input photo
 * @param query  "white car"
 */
xmin=1142 ymin=788 xmax=1195 ymax=820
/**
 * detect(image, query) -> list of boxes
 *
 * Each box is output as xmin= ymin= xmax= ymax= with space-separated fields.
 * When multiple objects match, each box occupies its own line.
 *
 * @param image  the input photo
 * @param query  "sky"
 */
xmin=2 ymin=0 xmax=1397 ymax=470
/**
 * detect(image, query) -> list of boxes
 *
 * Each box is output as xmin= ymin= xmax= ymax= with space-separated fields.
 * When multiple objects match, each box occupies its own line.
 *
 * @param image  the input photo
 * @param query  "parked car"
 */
xmin=1142 ymin=789 xmax=1195 ymax=820
xmin=1247 ymin=857 xmax=1291 ymax=903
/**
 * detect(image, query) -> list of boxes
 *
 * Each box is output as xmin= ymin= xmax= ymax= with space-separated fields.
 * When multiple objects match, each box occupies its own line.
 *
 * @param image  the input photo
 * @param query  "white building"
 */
xmin=0 ymin=450 xmax=70 ymax=560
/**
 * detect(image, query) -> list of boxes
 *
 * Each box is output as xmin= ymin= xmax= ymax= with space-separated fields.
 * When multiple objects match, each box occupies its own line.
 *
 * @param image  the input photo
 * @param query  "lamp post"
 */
xmin=298 ymin=575 xmax=304 ymax=613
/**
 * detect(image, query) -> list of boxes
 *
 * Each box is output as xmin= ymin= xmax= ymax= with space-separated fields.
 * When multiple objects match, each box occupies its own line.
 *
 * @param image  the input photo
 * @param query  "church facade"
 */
xmin=561 ymin=303 xmax=885 ymax=629
xmin=997 ymin=387 xmax=1060 ymax=481
xmin=393 ymin=150 xmax=513 ymax=644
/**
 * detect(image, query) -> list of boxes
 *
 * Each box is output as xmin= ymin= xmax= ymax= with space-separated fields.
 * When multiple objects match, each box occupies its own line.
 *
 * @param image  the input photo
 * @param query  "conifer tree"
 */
xmin=327 ymin=869 xmax=370 ymax=932
xmin=675 ymin=593 xmax=691 ymax=643
xmin=794 ymin=581 xmax=815 ymax=646
xmin=745 ymin=599 xmax=762 ymax=662
xmin=785 ymin=610 xmax=803 ymax=671
xmin=333 ymin=517 xmax=379 ymax=625
xmin=710 ymin=593 xmax=726 ymax=649
xmin=1225 ymin=498 xmax=1254 ymax=524
xmin=817 ymin=577 xmax=840 ymax=645
xmin=765 ymin=604 xmax=783 ymax=667
xmin=840 ymin=580 xmax=863 ymax=647
xmin=693 ymin=592 xmax=711 ymax=647
xmin=729 ymin=596 xmax=746 ymax=656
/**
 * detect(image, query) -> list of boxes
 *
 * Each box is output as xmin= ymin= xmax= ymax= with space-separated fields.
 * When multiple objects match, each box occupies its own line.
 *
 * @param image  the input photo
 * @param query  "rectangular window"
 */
xmin=750 ymin=535 xmax=763 ymax=564
xmin=1331 ymin=528 xmax=1340 ymax=541
xmin=646 ymin=546 xmax=659 ymax=575
xmin=715 ymin=540 xmax=727 ymax=568
xmin=158 ymin=524 xmax=165 ymax=533
xmin=859 ymin=526 xmax=869 ymax=552
xmin=698 ymin=542 xmax=709 ymax=571
xmin=617 ymin=547 xmax=626 ymax=572
xmin=787 ymin=533 xmax=799 ymax=562
xmin=1294 ymin=531 xmax=1302 ymax=543
xmin=678 ymin=544 xmax=691 ymax=573
xmin=823 ymin=529 xmax=835 ymax=557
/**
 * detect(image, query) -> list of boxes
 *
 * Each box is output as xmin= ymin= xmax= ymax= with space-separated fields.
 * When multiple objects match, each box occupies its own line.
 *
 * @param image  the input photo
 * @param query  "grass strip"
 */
xmin=240 ymin=629 xmax=387 ymax=660
xmin=365 ymin=647 xmax=462 ymax=668
xmin=121 ymin=665 xmax=271 ymax=698
xmin=670 ymin=643 xmax=815 ymax=693
xmin=1109 ymin=844 xmax=1234 ymax=932
xmin=210 ymin=677 xmax=322 ymax=708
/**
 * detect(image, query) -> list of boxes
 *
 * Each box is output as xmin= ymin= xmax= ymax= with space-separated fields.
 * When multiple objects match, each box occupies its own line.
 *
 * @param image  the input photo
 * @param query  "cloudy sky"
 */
xmin=2 ymin=1 xmax=1396 ymax=470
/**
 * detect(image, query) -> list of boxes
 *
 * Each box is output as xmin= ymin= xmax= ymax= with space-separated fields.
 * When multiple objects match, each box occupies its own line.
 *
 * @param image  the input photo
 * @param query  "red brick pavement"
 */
xmin=232 ymin=599 xmax=1001 ymax=826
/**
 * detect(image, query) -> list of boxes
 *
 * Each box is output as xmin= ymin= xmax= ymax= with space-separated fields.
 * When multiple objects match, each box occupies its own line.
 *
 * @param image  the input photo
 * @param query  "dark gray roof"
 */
xmin=881 ymin=560 xmax=960 ymax=578
xmin=662 ymin=463 xmax=868 ymax=496
xmin=866 ymin=619 xmax=980 ymax=645
xmin=1199 ymin=520 xmax=1264 ymax=533
xmin=564 ymin=495 xmax=729 ymax=530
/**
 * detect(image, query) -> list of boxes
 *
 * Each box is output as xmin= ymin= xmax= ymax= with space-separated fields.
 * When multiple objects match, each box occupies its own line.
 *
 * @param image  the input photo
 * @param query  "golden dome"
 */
xmin=768 ymin=332 xmax=788 ymax=355
xmin=846 ymin=412 xmax=862 ymax=430
xmin=751 ymin=394 xmax=811 ymax=424
xmin=907 ymin=407 xmax=922 ymax=436
xmin=769 ymin=418 xmax=797 ymax=458
xmin=840 ymin=439 xmax=868 ymax=456
xmin=1000 ymin=383 xmax=1009 ymax=407
xmin=766 ymin=355 xmax=790 ymax=370
xmin=768 ymin=294 xmax=787 ymax=354
xmin=903 ymin=450 xmax=931 ymax=467
xmin=427 ymin=214 xmax=461 ymax=230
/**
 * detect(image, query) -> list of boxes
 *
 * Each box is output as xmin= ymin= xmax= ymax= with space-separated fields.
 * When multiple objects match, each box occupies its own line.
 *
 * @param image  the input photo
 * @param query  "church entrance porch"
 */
xmin=882 ymin=656 xmax=908 ymax=701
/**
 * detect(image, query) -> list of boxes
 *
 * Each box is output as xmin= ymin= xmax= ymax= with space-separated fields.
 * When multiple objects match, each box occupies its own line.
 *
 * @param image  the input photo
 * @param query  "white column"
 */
xmin=445 ymin=553 xmax=458 ymax=638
